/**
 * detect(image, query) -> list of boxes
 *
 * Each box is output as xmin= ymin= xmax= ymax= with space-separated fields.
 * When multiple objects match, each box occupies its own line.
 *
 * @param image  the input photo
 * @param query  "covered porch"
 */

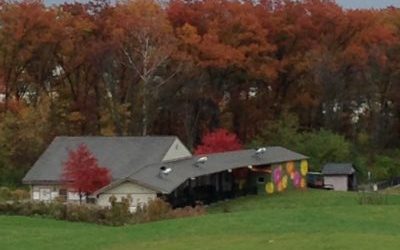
xmin=167 ymin=164 xmax=272 ymax=207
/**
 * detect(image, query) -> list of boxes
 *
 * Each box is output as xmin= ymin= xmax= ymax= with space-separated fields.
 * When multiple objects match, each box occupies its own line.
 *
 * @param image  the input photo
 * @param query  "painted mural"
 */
xmin=265 ymin=160 xmax=308 ymax=194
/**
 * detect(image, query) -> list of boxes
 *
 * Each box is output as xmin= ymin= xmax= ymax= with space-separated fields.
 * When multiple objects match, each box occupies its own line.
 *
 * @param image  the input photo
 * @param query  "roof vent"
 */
xmin=159 ymin=166 xmax=172 ymax=177
xmin=194 ymin=156 xmax=208 ymax=167
xmin=254 ymin=147 xmax=266 ymax=157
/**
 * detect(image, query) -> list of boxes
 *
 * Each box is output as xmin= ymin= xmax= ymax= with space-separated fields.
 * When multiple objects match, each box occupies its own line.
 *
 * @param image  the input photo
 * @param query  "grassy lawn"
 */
xmin=1 ymin=190 xmax=400 ymax=250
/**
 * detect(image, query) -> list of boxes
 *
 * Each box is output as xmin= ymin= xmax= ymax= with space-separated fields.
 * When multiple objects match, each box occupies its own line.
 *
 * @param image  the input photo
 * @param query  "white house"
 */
xmin=23 ymin=136 xmax=191 ymax=211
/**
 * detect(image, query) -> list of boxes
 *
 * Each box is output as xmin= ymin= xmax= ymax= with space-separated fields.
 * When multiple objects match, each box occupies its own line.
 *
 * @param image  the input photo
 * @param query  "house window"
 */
xmin=33 ymin=191 xmax=40 ymax=200
xmin=58 ymin=189 xmax=67 ymax=201
xmin=257 ymin=177 xmax=265 ymax=184
xmin=59 ymin=189 xmax=67 ymax=196
xmin=40 ymin=189 xmax=51 ymax=201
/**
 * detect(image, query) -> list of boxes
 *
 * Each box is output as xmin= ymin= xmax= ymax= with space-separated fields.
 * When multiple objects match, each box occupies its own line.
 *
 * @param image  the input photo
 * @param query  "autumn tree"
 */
xmin=109 ymin=0 xmax=178 ymax=135
xmin=62 ymin=144 xmax=111 ymax=203
xmin=0 ymin=98 xmax=53 ymax=185
xmin=0 ymin=0 xmax=59 ymax=111
xmin=168 ymin=0 xmax=277 ymax=141
xmin=52 ymin=2 xmax=111 ymax=135
xmin=195 ymin=128 xmax=242 ymax=155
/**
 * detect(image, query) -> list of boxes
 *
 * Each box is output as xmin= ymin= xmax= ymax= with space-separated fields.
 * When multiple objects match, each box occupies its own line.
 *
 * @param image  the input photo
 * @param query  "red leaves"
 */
xmin=195 ymin=129 xmax=243 ymax=155
xmin=62 ymin=144 xmax=111 ymax=195
xmin=169 ymin=0 xmax=276 ymax=72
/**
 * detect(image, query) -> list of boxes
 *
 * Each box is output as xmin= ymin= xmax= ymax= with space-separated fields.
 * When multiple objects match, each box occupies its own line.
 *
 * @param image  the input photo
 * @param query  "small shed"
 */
xmin=321 ymin=163 xmax=357 ymax=191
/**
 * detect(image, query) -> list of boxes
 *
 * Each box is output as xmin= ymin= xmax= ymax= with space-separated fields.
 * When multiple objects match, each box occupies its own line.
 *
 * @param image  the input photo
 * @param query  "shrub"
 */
xmin=221 ymin=203 xmax=231 ymax=213
xmin=0 ymin=198 xmax=205 ymax=226
xmin=168 ymin=205 xmax=206 ymax=219
xmin=134 ymin=198 xmax=206 ymax=223
xmin=142 ymin=198 xmax=172 ymax=222
xmin=0 ymin=187 xmax=11 ymax=201
xmin=11 ymin=189 xmax=30 ymax=201
xmin=0 ymin=187 xmax=30 ymax=202
xmin=104 ymin=196 xmax=133 ymax=226
xmin=65 ymin=204 xmax=95 ymax=222
xmin=358 ymin=192 xmax=388 ymax=205
xmin=370 ymin=154 xmax=400 ymax=181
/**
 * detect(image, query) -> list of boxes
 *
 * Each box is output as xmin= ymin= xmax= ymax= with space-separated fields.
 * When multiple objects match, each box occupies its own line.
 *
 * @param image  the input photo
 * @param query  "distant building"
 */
xmin=322 ymin=163 xmax=357 ymax=191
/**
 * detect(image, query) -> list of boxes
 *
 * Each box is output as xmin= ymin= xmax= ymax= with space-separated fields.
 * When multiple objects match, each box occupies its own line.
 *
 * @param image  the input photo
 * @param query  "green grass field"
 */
xmin=1 ymin=190 xmax=400 ymax=250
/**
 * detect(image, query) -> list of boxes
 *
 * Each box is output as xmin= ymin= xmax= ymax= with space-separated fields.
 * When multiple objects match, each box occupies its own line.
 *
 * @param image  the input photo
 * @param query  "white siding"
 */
xmin=32 ymin=185 xmax=59 ymax=201
xmin=32 ymin=185 xmax=81 ymax=202
xmin=67 ymin=192 xmax=82 ymax=201
xmin=162 ymin=138 xmax=192 ymax=161
xmin=96 ymin=182 xmax=157 ymax=212
xmin=324 ymin=176 xmax=348 ymax=191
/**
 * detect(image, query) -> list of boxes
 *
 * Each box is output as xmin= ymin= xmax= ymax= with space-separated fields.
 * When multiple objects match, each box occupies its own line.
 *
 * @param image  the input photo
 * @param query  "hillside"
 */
xmin=1 ymin=190 xmax=400 ymax=250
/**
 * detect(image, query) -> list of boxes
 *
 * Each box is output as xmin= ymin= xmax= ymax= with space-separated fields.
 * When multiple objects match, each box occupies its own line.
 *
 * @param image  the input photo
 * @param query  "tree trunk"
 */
xmin=142 ymin=86 xmax=148 ymax=136
xmin=79 ymin=189 xmax=82 ymax=204
xmin=103 ymin=72 xmax=124 ymax=135
xmin=142 ymin=80 xmax=149 ymax=136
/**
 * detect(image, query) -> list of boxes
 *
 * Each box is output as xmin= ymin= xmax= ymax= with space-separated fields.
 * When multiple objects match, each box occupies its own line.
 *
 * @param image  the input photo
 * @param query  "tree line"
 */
xmin=0 ymin=0 xmax=400 ymax=185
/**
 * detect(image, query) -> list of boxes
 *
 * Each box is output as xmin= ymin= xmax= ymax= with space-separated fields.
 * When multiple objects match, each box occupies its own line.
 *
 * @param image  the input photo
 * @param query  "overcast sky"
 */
xmin=44 ymin=0 xmax=400 ymax=9
xmin=336 ymin=0 xmax=400 ymax=9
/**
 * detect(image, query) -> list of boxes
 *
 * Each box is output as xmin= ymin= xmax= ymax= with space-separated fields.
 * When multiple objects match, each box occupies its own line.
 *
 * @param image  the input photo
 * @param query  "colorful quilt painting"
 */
xmin=265 ymin=160 xmax=308 ymax=194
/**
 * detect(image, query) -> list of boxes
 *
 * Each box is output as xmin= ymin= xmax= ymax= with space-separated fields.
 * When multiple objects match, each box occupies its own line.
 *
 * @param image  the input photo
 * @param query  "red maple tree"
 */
xmin=195 ymin=129 xmax=243 ymax=155
xmin=62 ymin=144 xmax=111 ymax=203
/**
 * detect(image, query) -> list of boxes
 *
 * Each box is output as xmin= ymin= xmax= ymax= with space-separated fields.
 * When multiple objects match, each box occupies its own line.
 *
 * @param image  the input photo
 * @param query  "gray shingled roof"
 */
xmin=322 ymin=163 xmax=355 ymax=175
xmin=125 ymin=146 xmax=308 ymax=194
xmin=23 ymin=136 xmax=177 ymax=184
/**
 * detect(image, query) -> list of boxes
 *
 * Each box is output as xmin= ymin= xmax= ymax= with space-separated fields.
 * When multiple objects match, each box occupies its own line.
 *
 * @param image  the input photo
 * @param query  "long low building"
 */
xmin=23 ymin=136 xmax=309 ymax=211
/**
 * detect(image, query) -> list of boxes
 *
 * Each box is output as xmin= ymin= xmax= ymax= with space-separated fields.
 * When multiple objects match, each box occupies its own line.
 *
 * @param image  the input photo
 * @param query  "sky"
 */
xmin=43 ymin=0 xmax=400 ymax=9
xmin=336 ymin=0 xmax=400 ymax=9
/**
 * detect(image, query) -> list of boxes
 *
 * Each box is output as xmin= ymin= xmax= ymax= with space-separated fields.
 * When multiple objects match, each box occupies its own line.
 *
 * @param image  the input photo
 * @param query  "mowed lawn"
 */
xmin=1 ymin=190 xmax=400 ymax=250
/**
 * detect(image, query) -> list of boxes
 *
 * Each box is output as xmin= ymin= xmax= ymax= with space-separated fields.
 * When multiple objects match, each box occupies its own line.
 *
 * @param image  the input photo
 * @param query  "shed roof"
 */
xmin=23 ymin=136 xmax=178 ymax=184
xmin=125 ymin=146 xmax=308 ymax=194
xmin=322 ymin=163 xmax=355 ymax=175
